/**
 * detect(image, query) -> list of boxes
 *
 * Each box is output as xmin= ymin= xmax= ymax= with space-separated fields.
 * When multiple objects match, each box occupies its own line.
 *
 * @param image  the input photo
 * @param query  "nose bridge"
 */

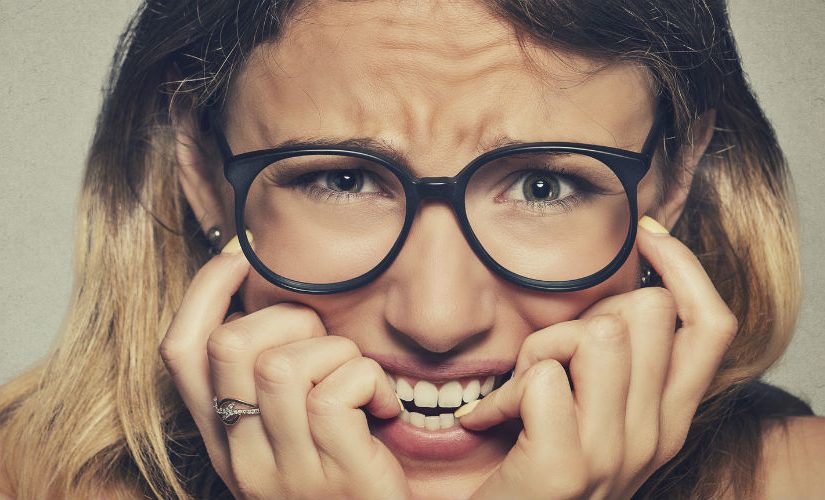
xmin=383 ymin=198 xmax=496 ymax=354
xmin=414 ymin=177 xmax=457 ymax=202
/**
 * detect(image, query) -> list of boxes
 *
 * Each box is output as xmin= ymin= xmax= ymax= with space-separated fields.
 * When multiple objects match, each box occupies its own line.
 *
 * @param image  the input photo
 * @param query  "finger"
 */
xmin=208 ymin=303 xmax=327 ymax=474
xmin=460 ymin=359 xmax=579 ymax=449
xmin=253 ymin=335 xmax=362 ymax=475
xmin=636 ymin=222 xmax=738 ymax=408
xmin=305 ymin=357 xmax=402 ymax=476
xmin=158 ymin=248 xmax=250 ymax=474
xmin=513 ymin=319 xmax=582 ymax=378
xmin=577 ymin=286 xmax=676 ymax=464
xmin=469 ymin=360 xmax=584 ymax=499
xmin=470 ymin=314 xmax=629 ymax=438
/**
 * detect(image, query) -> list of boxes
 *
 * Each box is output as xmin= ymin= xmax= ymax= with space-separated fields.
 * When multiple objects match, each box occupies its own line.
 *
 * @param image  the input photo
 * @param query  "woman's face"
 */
xmin=211 ymin=0 xmax=664 ymax=496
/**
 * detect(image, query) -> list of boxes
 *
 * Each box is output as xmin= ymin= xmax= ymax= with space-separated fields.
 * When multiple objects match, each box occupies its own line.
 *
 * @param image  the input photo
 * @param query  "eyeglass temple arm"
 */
xmin=206 ymin=106 xmax=234 ymax=160
xmin=641 ymin=105 xmax=669 ymax=159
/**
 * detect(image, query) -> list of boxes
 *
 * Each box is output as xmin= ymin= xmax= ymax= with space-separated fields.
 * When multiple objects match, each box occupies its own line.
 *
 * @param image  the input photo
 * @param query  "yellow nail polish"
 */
xmin=221 ymin=235 xmax=241 ymax=254
xmin=220 ymin=231 xmax=254 ymax=254
xmin=639 ymin=216 xmax=669 ymax=235
xmin=454 ymin=399 xmax=480 ymax=419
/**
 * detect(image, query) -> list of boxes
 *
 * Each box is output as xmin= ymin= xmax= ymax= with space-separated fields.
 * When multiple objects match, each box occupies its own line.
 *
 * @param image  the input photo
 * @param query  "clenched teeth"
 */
xmin=387 ymin=372 xmax=509 ymax=429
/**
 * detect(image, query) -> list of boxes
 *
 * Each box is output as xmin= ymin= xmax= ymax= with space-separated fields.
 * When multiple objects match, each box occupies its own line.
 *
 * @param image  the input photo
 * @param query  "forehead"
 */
xmin=224 ymin=0 xmax=656 ymax=173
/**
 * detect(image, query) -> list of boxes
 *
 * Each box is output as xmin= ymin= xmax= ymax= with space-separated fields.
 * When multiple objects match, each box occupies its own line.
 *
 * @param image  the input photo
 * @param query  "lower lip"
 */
xmin=369 ymin=413 xmax=489 ymax=461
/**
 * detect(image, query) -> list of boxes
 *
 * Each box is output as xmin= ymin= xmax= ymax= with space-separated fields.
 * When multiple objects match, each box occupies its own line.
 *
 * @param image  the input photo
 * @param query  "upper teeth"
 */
xmin=390 ymin=374 xmax=497 ymax=408
xmin=386 ymin=373 xmax=502 ymax=430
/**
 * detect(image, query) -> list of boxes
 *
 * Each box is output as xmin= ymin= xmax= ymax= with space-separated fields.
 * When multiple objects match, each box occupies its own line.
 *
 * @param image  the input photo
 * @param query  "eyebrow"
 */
xmin=261 ymin=135 xmax=533 ymax=177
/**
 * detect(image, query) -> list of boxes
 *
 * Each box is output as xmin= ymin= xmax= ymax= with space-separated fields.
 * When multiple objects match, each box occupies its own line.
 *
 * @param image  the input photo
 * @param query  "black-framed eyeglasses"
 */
xmin=208 ymin=106 xmax=666 ymax=294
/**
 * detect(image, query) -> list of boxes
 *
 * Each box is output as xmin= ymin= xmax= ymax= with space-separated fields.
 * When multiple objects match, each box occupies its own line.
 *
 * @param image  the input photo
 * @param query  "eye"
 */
xmin=503 ymin=170 xmax=576 ymax=203
xmin=319 ymin=169 xmax=380 ymax=193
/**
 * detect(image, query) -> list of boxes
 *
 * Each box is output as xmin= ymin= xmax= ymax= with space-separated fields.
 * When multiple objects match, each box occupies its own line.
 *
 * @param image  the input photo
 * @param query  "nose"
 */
xmin=382 ymin=201 xmax=496 ymax=353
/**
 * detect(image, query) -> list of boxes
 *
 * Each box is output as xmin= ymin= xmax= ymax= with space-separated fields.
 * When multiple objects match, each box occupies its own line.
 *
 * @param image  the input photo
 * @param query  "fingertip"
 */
xmin=638 ymin=215 xmax=670 ymax=235
xmin=455 ymin=399 xmax=481 ymax=419
xmin=220 ymin=229 xmax=255 ymax=254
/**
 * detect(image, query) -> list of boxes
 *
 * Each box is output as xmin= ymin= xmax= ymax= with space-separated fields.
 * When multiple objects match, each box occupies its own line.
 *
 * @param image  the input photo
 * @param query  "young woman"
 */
xmin=1 ymin=1 xmax=823 ymax=498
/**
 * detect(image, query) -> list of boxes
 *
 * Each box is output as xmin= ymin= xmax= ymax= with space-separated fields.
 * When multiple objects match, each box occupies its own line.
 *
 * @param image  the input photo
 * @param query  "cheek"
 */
xmin=509 ymin=247 xmax=642 ymax=330
xmin=239 ymin=269 xmax=377 ymax=329
xmin=237 ymin=246 xmax=642 ymax=338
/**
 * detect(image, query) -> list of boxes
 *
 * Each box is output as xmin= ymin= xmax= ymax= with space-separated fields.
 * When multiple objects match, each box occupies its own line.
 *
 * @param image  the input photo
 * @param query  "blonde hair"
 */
xmin=0 ymin=1 xmax=801 ymax=498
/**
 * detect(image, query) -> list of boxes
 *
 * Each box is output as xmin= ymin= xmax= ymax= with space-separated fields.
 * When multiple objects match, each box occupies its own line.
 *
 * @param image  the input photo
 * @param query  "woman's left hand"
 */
xmin=458 ymin=220 xmax=739 ymax=500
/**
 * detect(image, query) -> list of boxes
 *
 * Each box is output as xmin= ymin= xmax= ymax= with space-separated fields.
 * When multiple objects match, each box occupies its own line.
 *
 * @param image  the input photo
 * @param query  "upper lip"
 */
xmin=366 ymin=352 xmax=515 ymax=382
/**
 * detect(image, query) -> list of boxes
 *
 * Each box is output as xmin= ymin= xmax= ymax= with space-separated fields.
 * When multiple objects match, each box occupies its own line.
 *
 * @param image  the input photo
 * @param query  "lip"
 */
xmin=369 ymin=412 xmax=518 ymax=462
xmin=364 ymin=353 xmax=519 ymax=461
xmin=366 ymin=352 xmax=515 ymax=382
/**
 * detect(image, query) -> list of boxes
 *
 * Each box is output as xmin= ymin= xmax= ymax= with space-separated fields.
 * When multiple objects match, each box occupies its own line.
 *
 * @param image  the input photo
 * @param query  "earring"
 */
xmin=639 ymin=263 xmax=661 ymax=288
xmin=206 ymin=225 xmax=223 ymax=255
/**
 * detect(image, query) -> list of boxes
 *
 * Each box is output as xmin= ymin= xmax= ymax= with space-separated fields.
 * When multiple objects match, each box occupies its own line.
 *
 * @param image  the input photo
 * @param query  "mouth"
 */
xmin=367 ymin=363 xmax=518 ymax=462
xmin=388 ymin=370 xmax=514 ymax=430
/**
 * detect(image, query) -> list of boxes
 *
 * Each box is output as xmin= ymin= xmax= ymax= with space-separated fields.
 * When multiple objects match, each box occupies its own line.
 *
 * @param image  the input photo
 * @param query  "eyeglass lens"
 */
xmin=242 ymin=151 xmax=630 ymax=284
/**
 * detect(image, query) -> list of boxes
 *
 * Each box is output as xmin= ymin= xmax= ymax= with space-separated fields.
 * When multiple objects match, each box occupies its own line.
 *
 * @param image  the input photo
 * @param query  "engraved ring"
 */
xmin=213 ymin=397 xmax=261 ymax=425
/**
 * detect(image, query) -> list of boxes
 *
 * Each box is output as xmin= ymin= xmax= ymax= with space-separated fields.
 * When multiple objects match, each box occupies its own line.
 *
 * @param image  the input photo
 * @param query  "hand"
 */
xmin=458 ymin=220 xmax=738 ymax=499
xmin=159 ymin=244 xmax=410 ymax=500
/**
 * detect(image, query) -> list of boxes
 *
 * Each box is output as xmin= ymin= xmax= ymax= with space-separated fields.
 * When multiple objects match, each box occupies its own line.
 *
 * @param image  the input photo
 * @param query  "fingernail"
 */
xmin=221 ymin=230 xmax=254 ymax=254
xmin=639 ymin=216 xmax=669 ymax=235
xmin=396 ymin=396 xmax=405 ymax=412
xmin=454 ymin=399 xmax=480 ymax=419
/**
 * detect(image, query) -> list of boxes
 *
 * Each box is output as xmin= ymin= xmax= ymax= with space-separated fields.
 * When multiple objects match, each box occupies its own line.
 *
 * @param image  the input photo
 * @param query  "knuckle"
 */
xmin=631 ymin=286 xmax=675 ymax=311
xmin=207 ymin=323 xmax=255 ymax=363
xmin=519 ymin=331 xmax=543 ymax=357
xmin=274 ymin=302 xmax=326 ymax=337
xmin=306 ymin=387 xmax=341 ymax=417
xmin=524 ymin=359 xmax=566 ymax=386
xmin=515 ymin=333 xmax=543 ymax=371
xmin=699 ymin=310 xmax=739 ymax=350
xmin=254 ymin=349 xmax=298 ymax=387
xmin=158 ymin=336 xmax=184 ymax=368
xmin=357 ymin=355 xmax=383 ymax=375
xmin=586 ymin=313 xmax=627 ymax=343
xmin=718 ymin=312 xmax=740 ymax=339
xmin=322 ymin=335 xmax=362 ymax=358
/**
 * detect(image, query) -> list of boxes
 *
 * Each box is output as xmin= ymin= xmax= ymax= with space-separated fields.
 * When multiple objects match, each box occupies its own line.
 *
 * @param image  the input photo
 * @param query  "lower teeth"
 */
xmin=401 ymin=410 xmax=456 ymax=430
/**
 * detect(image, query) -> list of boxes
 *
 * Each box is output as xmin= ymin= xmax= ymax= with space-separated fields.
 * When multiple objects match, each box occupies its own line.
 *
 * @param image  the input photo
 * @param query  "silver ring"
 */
xmin=213 ymin=397 xmax=261 ymax=425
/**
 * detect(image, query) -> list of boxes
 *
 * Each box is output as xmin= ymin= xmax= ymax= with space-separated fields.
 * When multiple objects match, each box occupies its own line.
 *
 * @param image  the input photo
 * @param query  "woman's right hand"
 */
xmin=159 ymin=238 xmax=409 ymax=499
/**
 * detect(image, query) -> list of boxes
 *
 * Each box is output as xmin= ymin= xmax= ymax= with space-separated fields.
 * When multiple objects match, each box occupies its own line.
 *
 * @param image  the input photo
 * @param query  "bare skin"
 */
xmin=2 ymin=1 xmax=823 ymax=499
xmin=160 ymin=1 xmax=825 ymax=499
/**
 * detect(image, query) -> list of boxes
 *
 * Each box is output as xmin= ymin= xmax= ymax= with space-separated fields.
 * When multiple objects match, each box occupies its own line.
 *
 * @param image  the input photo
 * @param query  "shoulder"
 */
xmin=758 ymin=416 xmax=825 ymax=498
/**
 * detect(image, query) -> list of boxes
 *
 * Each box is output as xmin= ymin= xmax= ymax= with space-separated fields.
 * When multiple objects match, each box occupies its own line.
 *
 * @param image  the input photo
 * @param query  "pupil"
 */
xmin=330 ymin=170 xmax=360 ymax=192
xmin=525 ymin=174 xmax=558 ymax=201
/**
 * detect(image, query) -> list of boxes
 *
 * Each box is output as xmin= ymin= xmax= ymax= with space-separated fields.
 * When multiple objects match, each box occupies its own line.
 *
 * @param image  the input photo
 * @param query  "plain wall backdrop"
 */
xmin=1 ymin=1 xmax=824 ymax=414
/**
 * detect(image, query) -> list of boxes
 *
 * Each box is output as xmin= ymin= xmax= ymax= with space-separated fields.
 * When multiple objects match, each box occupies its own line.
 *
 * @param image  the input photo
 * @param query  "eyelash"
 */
xmin=500 ymin=166 xmax=598 ymax=214
xmin=280 ymin=166 xmax=601 ymax=211
xmin=285 ymin=171 xmax=389 ymax=203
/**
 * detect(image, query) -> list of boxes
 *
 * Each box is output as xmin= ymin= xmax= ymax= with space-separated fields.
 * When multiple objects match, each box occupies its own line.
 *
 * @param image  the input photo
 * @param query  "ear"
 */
xmin=171 ymin=101 xmax=231 ymax=248
xmin=651 ymin=108 xmax=717 ymax=230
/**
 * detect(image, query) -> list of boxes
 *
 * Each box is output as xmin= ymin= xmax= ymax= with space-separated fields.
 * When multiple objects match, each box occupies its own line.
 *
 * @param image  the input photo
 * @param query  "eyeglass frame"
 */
xmin=207 ymin=105 xmax=667 ymax=295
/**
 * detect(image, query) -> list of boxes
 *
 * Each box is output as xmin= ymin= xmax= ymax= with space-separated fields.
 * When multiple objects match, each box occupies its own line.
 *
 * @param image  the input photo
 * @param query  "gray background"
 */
xmin=1 ymin=1 xmax=824 ymax=414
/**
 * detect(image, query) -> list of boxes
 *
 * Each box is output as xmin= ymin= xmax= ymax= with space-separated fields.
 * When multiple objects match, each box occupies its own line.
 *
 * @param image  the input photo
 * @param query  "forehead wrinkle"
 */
xmin=228 ymin=1 xmax=656 ymax=168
